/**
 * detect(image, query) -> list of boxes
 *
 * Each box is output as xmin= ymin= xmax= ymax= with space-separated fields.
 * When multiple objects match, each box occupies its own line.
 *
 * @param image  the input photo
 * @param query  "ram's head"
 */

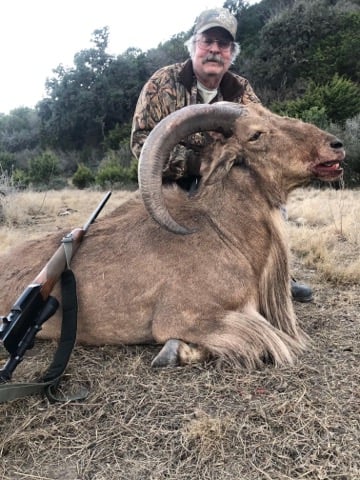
xmin=138 ymin=102 xmax=345 ymax=234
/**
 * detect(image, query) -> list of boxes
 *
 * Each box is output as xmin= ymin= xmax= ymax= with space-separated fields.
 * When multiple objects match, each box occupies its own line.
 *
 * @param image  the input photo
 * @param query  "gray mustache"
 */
xmin=203 ymin=55 xmax=224 ymax=65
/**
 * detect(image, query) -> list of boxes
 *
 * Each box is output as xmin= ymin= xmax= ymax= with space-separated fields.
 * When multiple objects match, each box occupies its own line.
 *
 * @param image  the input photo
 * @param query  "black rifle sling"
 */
xmin=42 ymin=268 xmax=88 ymax=402
xmin=0 ymin=269 xmax=87 ymax=403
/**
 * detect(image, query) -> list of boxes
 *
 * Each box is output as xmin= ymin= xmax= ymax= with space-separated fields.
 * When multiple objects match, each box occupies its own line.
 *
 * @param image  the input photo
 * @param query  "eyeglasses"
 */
xmin=196 ymin=38 xmax=233 ymax=52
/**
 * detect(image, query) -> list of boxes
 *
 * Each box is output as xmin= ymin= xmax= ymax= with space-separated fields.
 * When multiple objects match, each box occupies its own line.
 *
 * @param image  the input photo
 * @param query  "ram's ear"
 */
xmin=200 ymin=140 xmax=241 ymax=185
xmin=207 ymin=131 xmax=227 ymax=143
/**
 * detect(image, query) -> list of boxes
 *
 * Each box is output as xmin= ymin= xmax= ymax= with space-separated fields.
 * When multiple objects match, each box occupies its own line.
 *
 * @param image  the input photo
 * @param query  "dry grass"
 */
xmin=0 ymin=187 xmax=359 ymax=480
xmin=0 ymin=189 xmax=131 ymax=249
xmin=287 ymin=187 xmax=360 ymax=284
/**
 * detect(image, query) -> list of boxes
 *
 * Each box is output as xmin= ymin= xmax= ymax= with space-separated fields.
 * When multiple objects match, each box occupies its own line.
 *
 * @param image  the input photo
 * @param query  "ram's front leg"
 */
xmin=151 ymin=339 xmax=209 ymax=367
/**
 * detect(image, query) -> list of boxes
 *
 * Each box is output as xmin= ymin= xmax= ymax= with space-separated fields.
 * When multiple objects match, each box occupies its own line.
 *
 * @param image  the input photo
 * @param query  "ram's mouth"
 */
xmin=312 ymin=160 xmax=343 ymax=179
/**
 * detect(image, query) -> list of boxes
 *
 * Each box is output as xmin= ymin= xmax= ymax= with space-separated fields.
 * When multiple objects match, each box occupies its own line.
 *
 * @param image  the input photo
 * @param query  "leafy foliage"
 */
xmin=96 ymin=163 xmax=130 ymax=188
xmin=128 ymin=158 xmax=139 ymax=184
xmin=72 ymin=164 xmax=96 ymax=189
xmin=0 ymin=108 xmax=41 ymax=153
xmin=327 ymin=114 xmax=360 ymax=186
xmin=306 ymin=12 xmax=360 ymax=84
xmin=103 ymin=122 xmax=132 ymax=151
xmin=271 ymin=75 xmax=360 ymax=125
xmin=38 ymin=28 xmax=112 ymax=150
xmin=246 ymin=1 xmax=360 ymax=100
xmin=12 ymin=168 xmax=30 ymax=188
xmin=95 ymin=149 xmax=136 ymax=187
xmin=28 ymin=151 xmax=60 ymax=187
xmin=37 ymin=28 xmax=148 ymax=152
xmin=0 ymin=151 xmax=16 ymax=175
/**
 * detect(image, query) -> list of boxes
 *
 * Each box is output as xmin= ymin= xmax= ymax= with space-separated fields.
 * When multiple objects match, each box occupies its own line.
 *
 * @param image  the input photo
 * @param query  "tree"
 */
xmin=38 ymin=27 xmax=112 ymax=151
xmin=144 ymin=33 xmax=189 ymax=75
xmin=0 ymin=151 xmax=16 ymax=175
xmin=0 ymin=107 xmax=41 ymax=153
xmin=37 ymin=28 xmax=147 ymax=154
xmin=306 ymin=12 xmax=360 ymax=84
xmin=244 ymin=0 xmax=360 ymax=102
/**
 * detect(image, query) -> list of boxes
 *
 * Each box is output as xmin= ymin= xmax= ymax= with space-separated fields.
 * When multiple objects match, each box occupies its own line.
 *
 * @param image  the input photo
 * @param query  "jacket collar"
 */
xmin=179 ymin=59 xmax=242 ymax=101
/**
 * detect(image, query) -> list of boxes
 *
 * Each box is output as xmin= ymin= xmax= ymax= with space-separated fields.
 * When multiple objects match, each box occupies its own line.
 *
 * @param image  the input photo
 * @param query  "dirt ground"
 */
xmin=0 ymin=255 xmax=359 ymax=480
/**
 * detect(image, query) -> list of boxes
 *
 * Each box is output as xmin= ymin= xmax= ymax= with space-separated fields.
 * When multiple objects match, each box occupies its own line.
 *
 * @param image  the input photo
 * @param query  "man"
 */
xmin=131 ymin=8 xmax=313 ymax=303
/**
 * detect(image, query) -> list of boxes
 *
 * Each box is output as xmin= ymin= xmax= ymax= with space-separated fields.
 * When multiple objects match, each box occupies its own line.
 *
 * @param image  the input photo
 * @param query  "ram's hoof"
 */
xmin=151 ymin=339 xmax=181 ymax=368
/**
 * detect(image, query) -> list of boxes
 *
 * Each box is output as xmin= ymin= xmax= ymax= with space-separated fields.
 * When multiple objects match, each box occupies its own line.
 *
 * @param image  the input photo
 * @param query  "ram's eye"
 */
xmin=249 ymin=131 xmax=262 ymax=141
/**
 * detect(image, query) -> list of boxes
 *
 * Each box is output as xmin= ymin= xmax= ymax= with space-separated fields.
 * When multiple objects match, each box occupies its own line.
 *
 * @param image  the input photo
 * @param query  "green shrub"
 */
xmin=321 ymin=74 xmax=360 ymax=125
xmin=72 ymin=163 xmax=96 ymax=189
xmin=29 ymin=151 xmax=60 ymax=186
xmin=328 ymin=114 xmax=360 ymax=186
xmin=95 ymin=148 xmax=137 ymax=188
xmin=96 ymin=163 xmax=130 ymax=188
xmin=128 ymin=157 xmax=138 ymax=184
xmin=12 ymin=168 xmax=30 ymax=188
xmin=0 ymin=151 xmax=16 ymax=175
xmin=103 ymin=123 xmax=132 ymax=151
xmin=271 ymin=75 xmax=360 ymax=126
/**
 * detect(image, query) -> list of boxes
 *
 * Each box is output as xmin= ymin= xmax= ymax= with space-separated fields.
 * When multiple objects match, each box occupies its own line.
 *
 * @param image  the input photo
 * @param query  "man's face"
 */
xmin=192 ymin=27 xmax=233 ymax=83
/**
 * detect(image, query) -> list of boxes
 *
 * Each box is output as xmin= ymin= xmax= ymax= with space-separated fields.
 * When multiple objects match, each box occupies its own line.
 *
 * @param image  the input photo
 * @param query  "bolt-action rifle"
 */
xmin=0 ymin=191 xmax=111 ymax=385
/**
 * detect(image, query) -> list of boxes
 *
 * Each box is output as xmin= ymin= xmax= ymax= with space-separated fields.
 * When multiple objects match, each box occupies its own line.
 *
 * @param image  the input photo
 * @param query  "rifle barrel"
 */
xmin=83 ymin=191 xmax=112 ymax=232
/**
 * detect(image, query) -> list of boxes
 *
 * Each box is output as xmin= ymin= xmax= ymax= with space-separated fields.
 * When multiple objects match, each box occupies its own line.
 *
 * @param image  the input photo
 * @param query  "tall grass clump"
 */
xmin=287 ymin=187 xmax=360 ymax=284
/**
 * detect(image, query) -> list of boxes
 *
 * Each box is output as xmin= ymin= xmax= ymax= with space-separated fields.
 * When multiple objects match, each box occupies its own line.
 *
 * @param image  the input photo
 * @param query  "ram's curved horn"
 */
xmin=138 ymin=102 xmax=246 ymax=235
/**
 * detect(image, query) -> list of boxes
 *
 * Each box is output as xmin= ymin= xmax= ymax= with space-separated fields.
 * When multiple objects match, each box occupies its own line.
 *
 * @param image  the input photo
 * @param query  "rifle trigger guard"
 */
xmin=61 ymin=233 xmax=73 ymax=269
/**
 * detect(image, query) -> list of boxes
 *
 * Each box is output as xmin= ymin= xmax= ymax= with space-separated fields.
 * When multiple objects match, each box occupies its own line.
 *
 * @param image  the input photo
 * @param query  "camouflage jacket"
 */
xmin=131 ymin=59 xmax=260 ymax=179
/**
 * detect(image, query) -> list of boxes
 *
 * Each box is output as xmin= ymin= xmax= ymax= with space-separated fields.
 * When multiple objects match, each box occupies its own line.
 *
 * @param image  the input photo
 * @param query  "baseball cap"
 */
xmin=194 ymin=8 xmax=238 ymax=40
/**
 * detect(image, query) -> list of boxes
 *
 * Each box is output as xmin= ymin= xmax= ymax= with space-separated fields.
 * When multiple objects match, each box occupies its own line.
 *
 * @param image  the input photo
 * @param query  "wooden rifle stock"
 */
xmin=36 ymin=190 xmax=112 ymax=299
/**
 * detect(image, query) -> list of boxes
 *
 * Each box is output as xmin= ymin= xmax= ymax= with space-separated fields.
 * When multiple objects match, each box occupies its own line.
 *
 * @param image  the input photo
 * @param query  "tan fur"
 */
xmin=0 ymin=105 xmax=345 ymax=368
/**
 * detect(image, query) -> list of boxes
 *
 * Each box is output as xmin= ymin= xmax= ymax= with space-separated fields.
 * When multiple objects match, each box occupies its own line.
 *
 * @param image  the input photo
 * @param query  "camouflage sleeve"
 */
xmin=228 ymin=73 xmax=261 ymax=105
xmin=131 ymin=66 xmax=202 ymax=180
xmin=130 ymin=68 xmax=175 ymax=161
xmin=241 ymin=79 xmax=261 ymax=105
